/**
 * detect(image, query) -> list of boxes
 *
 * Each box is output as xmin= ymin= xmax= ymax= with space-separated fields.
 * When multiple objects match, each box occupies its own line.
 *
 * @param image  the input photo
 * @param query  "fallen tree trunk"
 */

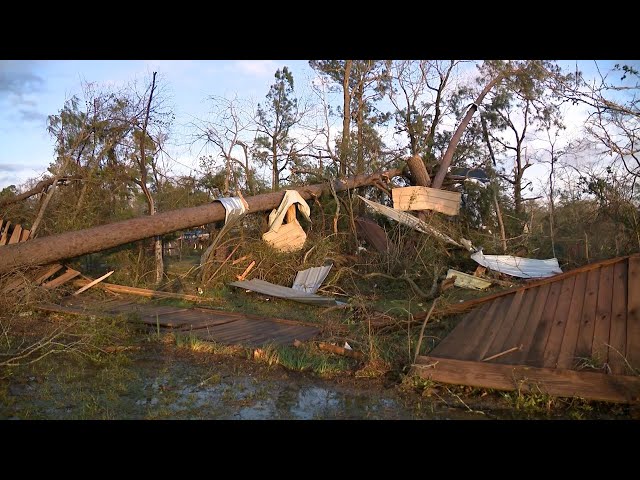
xmin=0 ymin=169 xmax=403 ymax=275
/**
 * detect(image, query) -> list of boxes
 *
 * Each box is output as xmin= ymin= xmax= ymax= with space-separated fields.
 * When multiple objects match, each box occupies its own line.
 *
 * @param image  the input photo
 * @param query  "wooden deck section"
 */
xmin=37 ymin=296 xmax=320 ymax=347
xmin=413 ymin=254 xmax=640 ymax=403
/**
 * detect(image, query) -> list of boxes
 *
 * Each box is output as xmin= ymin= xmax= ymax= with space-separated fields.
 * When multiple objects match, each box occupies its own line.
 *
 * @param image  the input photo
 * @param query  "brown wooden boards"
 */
xmin=592 ymin=264 xmax=614 ymax=366
xmin=627 ymin=256 xmax=640 ymax=373
xmin=535 ymin=276 xmax=576 ymax=368
xmin=609 ymin=261 xmax=628 ymax=374
xmin=418 ymin=255 xmax=640 ymax=403
xmin=413 ymin=356 xmax=640 ymax=404
xmin=36 ymin=296 xmax=320 ymax=348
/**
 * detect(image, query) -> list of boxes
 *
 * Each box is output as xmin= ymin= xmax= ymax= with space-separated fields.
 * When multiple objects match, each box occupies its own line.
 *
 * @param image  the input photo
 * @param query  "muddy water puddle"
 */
xmin=0 ymin=349 xmax=486 ymax=420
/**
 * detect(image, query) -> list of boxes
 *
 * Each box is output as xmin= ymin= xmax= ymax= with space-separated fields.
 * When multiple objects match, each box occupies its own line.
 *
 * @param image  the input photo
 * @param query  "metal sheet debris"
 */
xmin=292 ymin=265 xmax=333 ymax=294
xmin=358 ymin=196 xmax=462 ymax=247
xmin=470 ymin=250 xmax=562 ymax=279
xmin=230 ymin=279 xmax=340 ymax=306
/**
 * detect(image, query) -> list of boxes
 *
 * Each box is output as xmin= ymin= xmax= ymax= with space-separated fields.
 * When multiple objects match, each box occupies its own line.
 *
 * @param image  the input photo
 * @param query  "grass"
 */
xmin=252 ymin=343 xmax=354 ymax=377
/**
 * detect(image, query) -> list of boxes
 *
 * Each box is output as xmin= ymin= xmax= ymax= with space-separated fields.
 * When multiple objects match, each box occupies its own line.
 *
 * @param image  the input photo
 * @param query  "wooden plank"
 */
xmin=72 ymin=279 xmax=207 ymax=303
xmin=73 ymin=271 xmax=114 ymax=295
xmin=19 ymin=228 xmax=30 ymax=242
xmin=533 ymin=276 xmax=576 ymax=368
xmin=42 ymin=268 xmax=81 ymax=289
xmin=492 ymin=288 xmax=539 ymax=364
xmin=413 ymin=355 xmax=640 ymax=404
xmin=392 ymin=186 xmax=461 ymax=216
xmin=429 ymin=303 xmax=490 ymax=358
xmin=627 ymin=256 xmax=640 ymax=373
xmin=471 ymin=294 xmax=516 ymax=361
xmin=480 ymin=290 xmax=526 ymax=361
xmin=34 ymin=264 xmax=64 ymax=285
xmin=8 ymin=224 xmax=22 ymax=244
xmin=0 ymin=221 xmax=11 ymax=245
xmin=446 ymin=269 xmax=492 ymax=290
xmin=592 ymin=264 xmax=615 ymax=366
xmin=450 ymin=297 xmax=506 ymax=361
xmin=508 ymin=283 xmax=555 ymax=366
xmin=574 ymin=268 xmax=601 ymax=362
xmin=435 ymin=255 xmax=635 ymax=317
xmin=608 ymin=260 xmax=628 ymax=374
xmin=556 ymin=272 xmax=588 ymax=369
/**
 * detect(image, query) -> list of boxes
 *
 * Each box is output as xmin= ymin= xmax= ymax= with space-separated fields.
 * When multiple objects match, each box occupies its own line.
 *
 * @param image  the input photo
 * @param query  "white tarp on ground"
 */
xmin=292 ymin=265 xmax=333 ymax=294
xmin=470 ymin=250 xmax=562 ymax=279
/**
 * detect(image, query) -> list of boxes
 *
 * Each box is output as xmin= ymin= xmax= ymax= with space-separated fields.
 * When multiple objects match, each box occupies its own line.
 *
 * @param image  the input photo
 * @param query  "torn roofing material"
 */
xmin=292 ymin=265 xmax=332 ymax=294
xmin=413 ymin=253 xmax=640 ymax=403
xmin=471 ymin=250 xmax=562 ymax=279
xmin=229 ymin=279 xmax=340 ymax=306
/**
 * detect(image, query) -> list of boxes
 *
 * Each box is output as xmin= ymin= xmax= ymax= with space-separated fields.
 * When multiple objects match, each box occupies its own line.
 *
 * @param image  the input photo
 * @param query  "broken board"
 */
xmin=392 ymin=186 xmax=461 ymax=216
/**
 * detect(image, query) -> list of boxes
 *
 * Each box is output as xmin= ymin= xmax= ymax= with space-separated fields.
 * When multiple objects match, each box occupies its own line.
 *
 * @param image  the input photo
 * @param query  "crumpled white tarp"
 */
xmin=470 ymin=250 xmax=562 ymax=279
xmin=267 ymin=190 xmax=311 ymax=232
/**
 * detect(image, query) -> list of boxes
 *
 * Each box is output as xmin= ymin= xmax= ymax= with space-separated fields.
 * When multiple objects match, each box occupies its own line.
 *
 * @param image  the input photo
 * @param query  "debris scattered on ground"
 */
xmin=230 ymin=278 xmax=341 ymax=306
xmin=446 ymin=269 xmax=492 ymax=290
xmin=358 ymin=195 xmax=462 ymax=247
xmin=292 ymin=264 xmax=333 ymax=294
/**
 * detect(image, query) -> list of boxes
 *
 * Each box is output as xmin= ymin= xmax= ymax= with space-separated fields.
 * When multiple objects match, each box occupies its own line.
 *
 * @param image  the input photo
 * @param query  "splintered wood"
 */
xmin=0 ymin=218 xmax=31 ymax=246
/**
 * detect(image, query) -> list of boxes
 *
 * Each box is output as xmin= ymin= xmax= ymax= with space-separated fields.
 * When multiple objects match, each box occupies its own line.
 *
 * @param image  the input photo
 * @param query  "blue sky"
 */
xmin=1 ymin=59 xmax=636 ymax=191
xmin=0 ymin=60 xmax=314 ymax=188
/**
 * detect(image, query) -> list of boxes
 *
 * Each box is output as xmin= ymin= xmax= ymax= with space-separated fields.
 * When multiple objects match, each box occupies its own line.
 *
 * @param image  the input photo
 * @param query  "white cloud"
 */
xmin=231 ymin=60 xmax=277 ymax=77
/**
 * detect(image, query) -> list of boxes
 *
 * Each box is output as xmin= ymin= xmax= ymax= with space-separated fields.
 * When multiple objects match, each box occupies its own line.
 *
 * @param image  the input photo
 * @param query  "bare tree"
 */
xmin=190 ymin=95 xmax=258 ymax=195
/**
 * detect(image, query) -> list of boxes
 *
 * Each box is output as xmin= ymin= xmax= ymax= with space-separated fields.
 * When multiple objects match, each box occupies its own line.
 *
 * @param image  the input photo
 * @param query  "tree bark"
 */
xmin=406 ymin=154 xmax=431 ymax=187
xmin=431 ymin=73 xmax=506 ymax=189
xmin=0 ymin=168 xmax=403 ymax=275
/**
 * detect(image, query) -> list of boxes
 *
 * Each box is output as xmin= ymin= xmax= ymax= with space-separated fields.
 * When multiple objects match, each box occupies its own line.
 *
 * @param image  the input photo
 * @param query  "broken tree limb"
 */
xmin=432 ymin=72 xmax=508 ymax=189
xmin=414 ymin=298 xmax=438 ymax=364
xmin=0 ymin=168 xmax=403 ymax=275
xmin=0 ymin=175 xmax=82 ymax=209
